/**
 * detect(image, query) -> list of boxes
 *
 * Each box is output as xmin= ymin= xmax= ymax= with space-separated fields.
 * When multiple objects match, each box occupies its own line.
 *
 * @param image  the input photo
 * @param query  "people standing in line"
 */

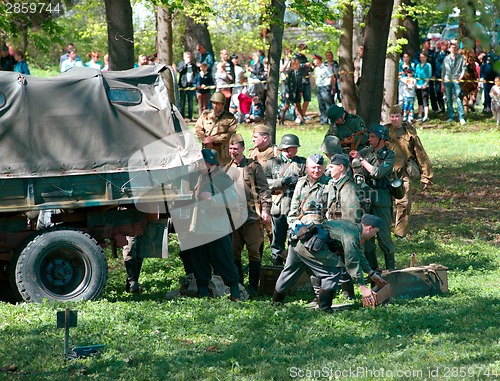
xmin=192 ymin=62 xmax=214 ymax=115
xmin=398 ymin=52 xmax=414 ymax=108
xmin=265 ymin=134 xmax=306 ymax=266
xmin=386 ymin=105 xmax=434 ymax=239
xmin=60 ymin=48 xmax=83 ymax=72
xmin=350 ymin=124 xmax=396 ymax=271
xmin=434 ymin=40 xmax=449 ymax=114
xmin=414 ymin=52 xmax=432 ymax=122
xmin=13 ymin=50 xmax=30 ymax=75
xmin=85 ymin=51 xmax=102 ymax=70
xmin=294 ymin=44 xmax=312 ymax=119
xmin=325 ymin=104 xmax=368 ymax=154
xmin=195 ymin=43 xmax=214 ymax=75
xmin=441 ymin=42 xmax=466 ymax=125
xmin=194 ymin=91 xmax=237 ymax=165
xmin=224 ymin=134 xmax=271 ymax=297
xmin=279 ymin=58 xmax=306 ymax=125
xmin=312 ymin=53 xmax=334 ymax=125
xmin=177 ymin=51 xmax=199 ymax=122
xmin=400 ymin=68 xmax=417 ymax=123
xmin=189 ymin=148 xmax=241 ymax=300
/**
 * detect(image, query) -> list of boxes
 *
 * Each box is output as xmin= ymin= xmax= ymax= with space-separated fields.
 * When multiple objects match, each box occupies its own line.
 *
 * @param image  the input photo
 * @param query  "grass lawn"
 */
xmin=0 ymin=111 xmax=499 ymax=380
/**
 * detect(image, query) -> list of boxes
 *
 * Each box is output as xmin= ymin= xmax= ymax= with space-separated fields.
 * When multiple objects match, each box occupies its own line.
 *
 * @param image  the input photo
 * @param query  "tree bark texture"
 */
xmin=104 ymin=0 xmax=134 ymax=71
xmin=157 ymin=6 xmax=173 ymax=66
xmin=184 ymin=17 xmax=213 ymax=57
xmin=264 ymin=0 xmax=286 ymax=144
xmin=402 ymin=0 xmax=418 ymax=61
xmin=358 ymin=0 xmax=394 ymax=128
xmin=338 ymin=2 xmax=357 ymax=114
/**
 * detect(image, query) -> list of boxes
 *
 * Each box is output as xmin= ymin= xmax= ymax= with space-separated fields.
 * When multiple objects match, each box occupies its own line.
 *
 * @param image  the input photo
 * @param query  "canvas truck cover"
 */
xmin=0 ymin=65 xmax=201 ymax=179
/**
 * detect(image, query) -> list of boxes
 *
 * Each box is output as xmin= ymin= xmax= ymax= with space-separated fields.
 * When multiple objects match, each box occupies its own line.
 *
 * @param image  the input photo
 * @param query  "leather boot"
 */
xmin=248 ymin=261 xmax=261 ymax=297
xmin=272 ymin=289 xmax=287 ymax=305
xmin=234 ymin=260 xmax=244 ymax=285
xmin=341 ymin=280 xmax=355 ymax=300
xmin=309 ymin=275 xmax=321 ymax=306
xmin=318 ymin=288 xmax=336 ymax=313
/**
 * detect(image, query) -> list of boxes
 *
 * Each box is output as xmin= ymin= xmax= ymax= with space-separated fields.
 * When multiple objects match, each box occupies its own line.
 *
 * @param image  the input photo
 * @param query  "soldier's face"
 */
xmin=229 ymin=143 xmax=244 ymax=159
xmin=282 ymin=147 xmax=297 ymax=159
xmin=368 ymin=132 xmax=381 ymax=148
xmin=212 ymin=101 xmax=224 ymax=115
xmin=252 ymin=133 xmax=268 ymax=149
xmin=390 ymin=113 xmax=402 ymax=127
xmin=329 ymin=163 xmax=344 ymax=180
xmin=307 ymin=162 xmax=324 ymax=180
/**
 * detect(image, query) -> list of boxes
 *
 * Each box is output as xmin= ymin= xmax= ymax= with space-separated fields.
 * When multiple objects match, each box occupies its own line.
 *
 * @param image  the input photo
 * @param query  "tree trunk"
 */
xmin=338 ymin=2 xmax=357 ymax=114
xmin=382 ymin=0 xmax=404 ymax=124
xmin=264 ymin=0 xmax=286 ymax=144
xmin=104 ymin=0 xmax=134 ymax=71
xmin=358 ymin=0 xmax=394 ymax=128
xmin=402 ymin=0 xmax=418 ymax=60
xmin=184 ymin=17 xmax=213 ymax=57
xmin=157 ymin=6 xmax=173 ymax=66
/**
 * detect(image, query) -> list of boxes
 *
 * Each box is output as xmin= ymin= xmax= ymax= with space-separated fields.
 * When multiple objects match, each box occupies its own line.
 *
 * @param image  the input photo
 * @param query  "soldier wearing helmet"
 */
xmin=350 ymin=124 xmax=395 ymax=271
xmin=325 ymin=104 xmax=369 ymax=153
xmin=264 ymin=134 xmax=306 ymax=265
xmin=194 ymin=91 xmax=237 ymax=165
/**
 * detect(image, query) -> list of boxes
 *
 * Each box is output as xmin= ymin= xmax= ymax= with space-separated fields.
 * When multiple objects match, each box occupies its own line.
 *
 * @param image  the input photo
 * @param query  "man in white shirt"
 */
xmin=313 ymin=53 xmax=334 ymax=125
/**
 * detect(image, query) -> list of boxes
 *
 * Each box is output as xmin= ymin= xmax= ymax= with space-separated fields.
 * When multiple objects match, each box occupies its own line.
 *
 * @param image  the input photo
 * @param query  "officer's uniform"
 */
xmin=326 ymin=104 xmax=368 ymax=153
xmin=358 ymin=140 xmax=396 ymax=270
xmin=265 ymin=148 xmax=306 ymax=264
xmin=387 ymin=115 xmax=433 ymax=238
xmin=224 ymin=153 xmax=270 ymax=293
xmin=189 ymin=149 xmax=241 ymax=299
xmin=194 ymin=109 xmax=237 ymax=165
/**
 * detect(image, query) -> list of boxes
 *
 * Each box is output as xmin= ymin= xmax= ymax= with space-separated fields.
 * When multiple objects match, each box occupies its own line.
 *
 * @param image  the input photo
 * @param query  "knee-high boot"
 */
xmin=318 ymin=288 xmax=336 ymax=313
xmin=272 ymin=289 xmax=287 ymax=304
xmin=248 ymin=261 xmax=261 ymax=296
xmin=234 ymin=260 xmax=244 ymax=285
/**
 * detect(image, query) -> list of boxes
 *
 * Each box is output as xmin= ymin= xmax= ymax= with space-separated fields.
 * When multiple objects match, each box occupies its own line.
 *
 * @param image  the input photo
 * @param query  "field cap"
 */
xmin=253 ymin=124 xmax=271 ymax=135
xmin=308 ymin=153 xmax=324 ymax=165
xmin=330 ymin=154 xmax=349 ymax=167
xmin=389 ymin=105 xmax=402 ymax=115
xmin=361 ymin=214 xmax=383 ymax=228
xmin=229 ymin=134 xmax=244 ymax=145
xmin=202 ymin=149 xmax=220 ymax=165
xmin=327 ymin=104 xmax=345 ymax=122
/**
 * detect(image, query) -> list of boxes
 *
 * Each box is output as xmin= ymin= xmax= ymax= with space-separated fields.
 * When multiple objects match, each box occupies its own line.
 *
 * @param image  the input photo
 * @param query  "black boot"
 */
xmin=318 ymin=288 xmax=336 ymax=313
xmin=272 ymin=289 xmax=287 ymax=305
xmin=234 ymin=260 xmax=244 ymax=285
xmin=341 ymin=280 xmax=355 ymax=300
xmin=124 ymin=259 xmax=138 ymax=293
xmin=309 ymin=275 xmax=321 ymax=307
xmin=248 ymin=261 xmax=261 ymax=297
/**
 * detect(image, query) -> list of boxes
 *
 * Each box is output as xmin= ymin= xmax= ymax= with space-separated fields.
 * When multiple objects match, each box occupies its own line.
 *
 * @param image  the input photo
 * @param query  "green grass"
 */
xmin=1 ymin=117 xmax=499 ymax=380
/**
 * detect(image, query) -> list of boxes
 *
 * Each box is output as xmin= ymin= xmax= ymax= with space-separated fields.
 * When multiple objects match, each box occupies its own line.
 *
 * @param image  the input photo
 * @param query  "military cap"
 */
xmin=253 ymin=124 xmax=271 ymax=135
xmin=313 ymin=53 xmax=322 ymax=60
xmin=210 ymin=91 xmax=226 ymax=105
xmin=329 ymin=154 xmax=349 ymax=167
xmin=279 ymin=134 xmax=300 ymax=149
xmin=389 ymin=105 xmax=403 ymax=115
xmin=321 ymin=135 xmax=342 ymax=155
xmin=370 ymin=124 xmax=389 ymax=140
xmin=361 ymin=214 xmax=383 ymax=228
xmin=308 ymin=153 xmax=324 ymax=165
xmin=229 ymin=134 xmax=244 ymax=145
xmin=202 ymin=148 xmax=220 ymax=165
xmin=327 ymin=104 xmax=345 ymax=123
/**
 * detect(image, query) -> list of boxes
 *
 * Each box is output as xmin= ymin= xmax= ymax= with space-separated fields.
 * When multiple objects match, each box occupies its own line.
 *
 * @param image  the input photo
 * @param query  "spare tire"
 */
xmin=14 ymin=229 xmax=108 ymax=302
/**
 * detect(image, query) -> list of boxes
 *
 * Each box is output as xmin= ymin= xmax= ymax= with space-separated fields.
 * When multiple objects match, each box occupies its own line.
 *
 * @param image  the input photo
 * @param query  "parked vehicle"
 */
xmin=0 ymin=65 xmax=201 ymax=303
xmin=427 ymin=23 xmax=446 ymax=49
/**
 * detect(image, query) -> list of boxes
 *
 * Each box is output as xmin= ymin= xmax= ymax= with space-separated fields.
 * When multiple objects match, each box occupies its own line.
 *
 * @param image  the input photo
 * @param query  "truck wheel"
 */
xmin=15 ymin=230 xmax=108 ymax=302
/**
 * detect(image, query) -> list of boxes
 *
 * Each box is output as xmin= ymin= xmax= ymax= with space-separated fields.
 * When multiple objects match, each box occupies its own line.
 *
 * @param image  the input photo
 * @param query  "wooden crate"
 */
xmin=258 ymin=265 xmax=311 ymax=296
xmin=381 ymin=264 xmax=448 ymax=300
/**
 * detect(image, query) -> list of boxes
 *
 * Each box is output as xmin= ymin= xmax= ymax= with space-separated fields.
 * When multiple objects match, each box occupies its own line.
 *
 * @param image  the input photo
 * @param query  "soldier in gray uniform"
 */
xmin=350 ymin=124 xmax=396 ymax=270
xmin=265 ymin=134 xmax=306 ymax=265
xmin=326 ymin=104 xmax=368 ymax=154
xmin=273 ymin=214 xmax=387 ymax=312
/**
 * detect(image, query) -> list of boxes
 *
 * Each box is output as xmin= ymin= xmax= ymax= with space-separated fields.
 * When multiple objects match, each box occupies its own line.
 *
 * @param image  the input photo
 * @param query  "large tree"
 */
xmin=358 ymin=0 xmax=394 ymax=128
xmin=338 ymin=2 xmax=357 ymax=113
xmin=104 ymin=0 xmax=134 ymax=70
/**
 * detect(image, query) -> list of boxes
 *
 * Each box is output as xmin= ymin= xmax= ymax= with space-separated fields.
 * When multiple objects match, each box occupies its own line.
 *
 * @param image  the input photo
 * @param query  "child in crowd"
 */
xmin=192 ymin=62 xmax=213 ymax=114
xmin=13 ymin=50 xmax=30 ymax=75
xmin=490 ymin=76 xmax=500 ymax=126
xmin=245 ymin=96 xmax=264 ymax=123
xmin=400 ymin=68 xmax=416 ymax=122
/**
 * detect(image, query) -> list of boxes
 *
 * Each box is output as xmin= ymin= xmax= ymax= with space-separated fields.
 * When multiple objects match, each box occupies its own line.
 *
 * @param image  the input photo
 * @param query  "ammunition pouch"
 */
xmin=303 ymin=226 xmax=329 ymax=253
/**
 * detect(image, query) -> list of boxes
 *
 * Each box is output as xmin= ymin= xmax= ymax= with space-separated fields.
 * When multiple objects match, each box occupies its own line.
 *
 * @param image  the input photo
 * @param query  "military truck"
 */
xmin=0 ymin=65 xmax=201 ymax=303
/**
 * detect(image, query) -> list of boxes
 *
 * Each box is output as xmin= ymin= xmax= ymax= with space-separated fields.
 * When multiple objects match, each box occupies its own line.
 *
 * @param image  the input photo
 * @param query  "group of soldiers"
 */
xmin=127 ymin=90 xmax=434 ymax=312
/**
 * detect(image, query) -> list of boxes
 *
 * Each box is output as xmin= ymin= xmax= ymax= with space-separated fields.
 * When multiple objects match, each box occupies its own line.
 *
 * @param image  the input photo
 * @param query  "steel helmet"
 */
xmin=279 ymin=134 xmax=300 ymax=149
xmin=210 ymin=91 xmax=226 ymax=105
xmin=321 ymin=135 xmax=342 ymax=155
xmin=370 ymin=124 xmax=389 ymax=140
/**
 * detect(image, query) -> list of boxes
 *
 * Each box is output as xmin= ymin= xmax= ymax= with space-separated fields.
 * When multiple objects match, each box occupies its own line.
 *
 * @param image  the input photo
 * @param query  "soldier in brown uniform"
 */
xmin=247 ymin=124 xmax=277 ymax=168
xmin=386 ymin=105 xmax=433 ymax=238
xmin=194 ymin=91 xmax=237 ymax=165
xmin=224 ymin=134 xmax=271 ymax=296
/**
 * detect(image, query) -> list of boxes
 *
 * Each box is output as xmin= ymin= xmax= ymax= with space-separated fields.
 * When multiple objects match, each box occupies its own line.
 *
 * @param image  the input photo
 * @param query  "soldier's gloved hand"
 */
xmin=282 ymin=174 xmax=299 ymax=187
xmin=370 ymin=273 xmax=388 ymax=289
